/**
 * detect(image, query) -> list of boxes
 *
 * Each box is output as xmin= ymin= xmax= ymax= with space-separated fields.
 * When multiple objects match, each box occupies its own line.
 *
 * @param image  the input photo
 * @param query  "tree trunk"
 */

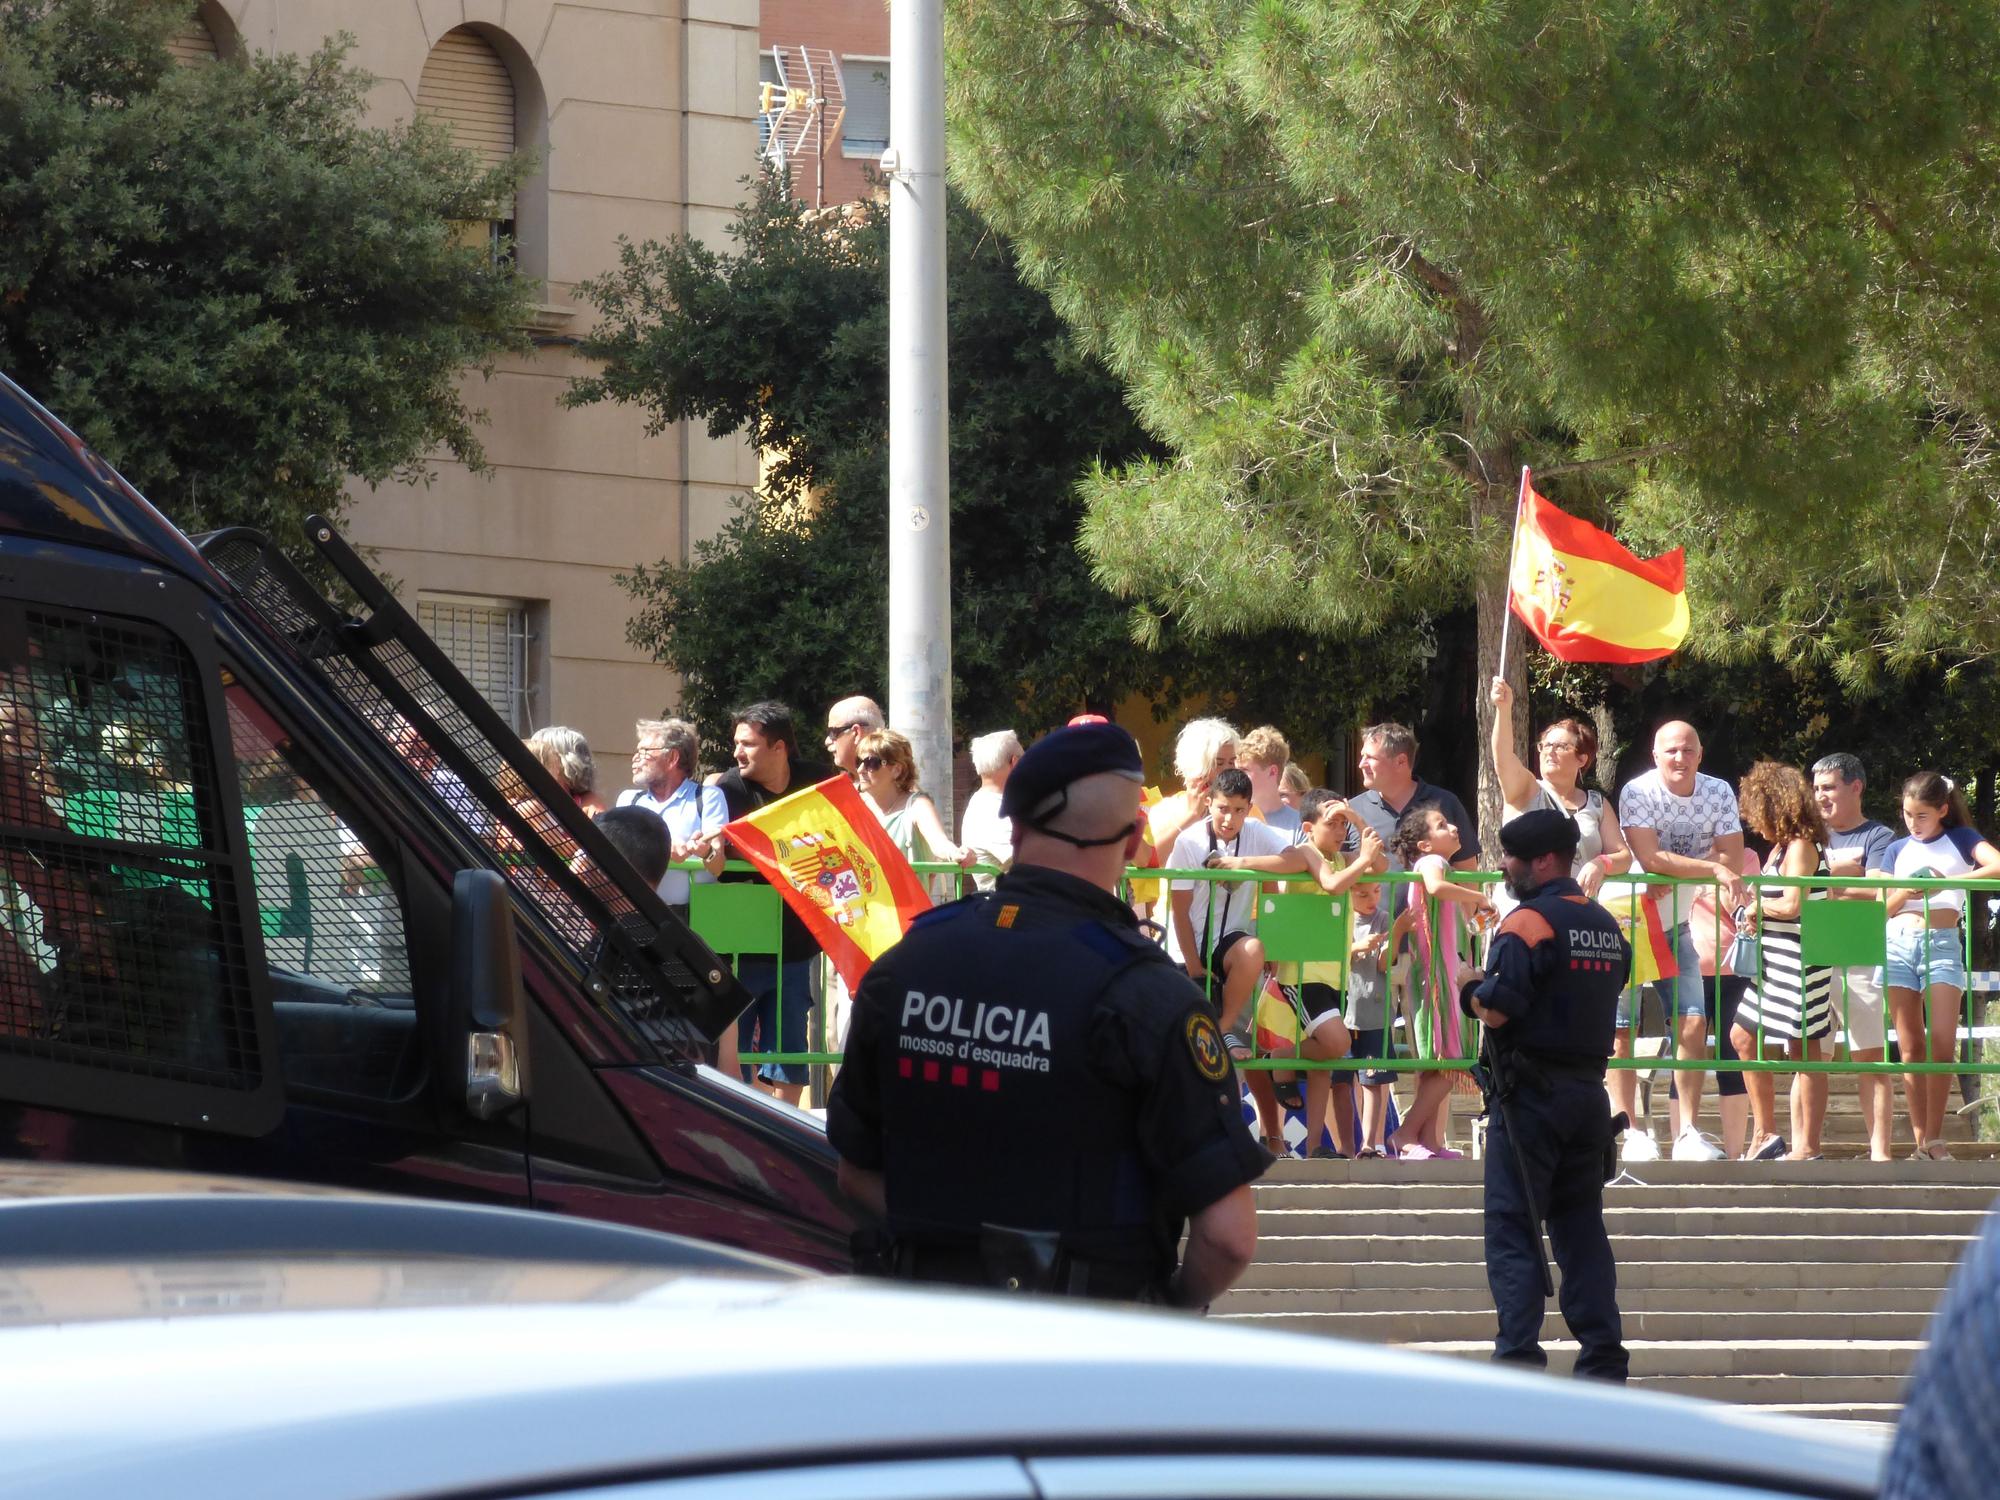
xmin=1471 ymin=458 xmax=1524 ymax=865
xmin=1589 ymin=700 xmax=1621 ymax=797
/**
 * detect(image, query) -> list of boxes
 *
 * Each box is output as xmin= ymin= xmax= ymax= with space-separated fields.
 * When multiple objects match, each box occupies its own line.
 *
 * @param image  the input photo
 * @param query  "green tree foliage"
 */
xmin=569 ymin=169 xmax=1416 ymax=764
xmin=0 ymin=0 xmax=534 ymax=539
xmin=948 ymin=0 xmax=2000 ymax=819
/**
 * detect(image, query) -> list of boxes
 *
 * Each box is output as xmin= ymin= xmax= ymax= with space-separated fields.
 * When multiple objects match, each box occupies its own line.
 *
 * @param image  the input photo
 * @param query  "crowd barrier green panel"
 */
xmin=1256 ymin=890 xmax=1351 ymax=965
xmin=1799 ymin=898 xmax=1891 ymax=968
xmin=688 ymin=881 xmax=783 ymax=956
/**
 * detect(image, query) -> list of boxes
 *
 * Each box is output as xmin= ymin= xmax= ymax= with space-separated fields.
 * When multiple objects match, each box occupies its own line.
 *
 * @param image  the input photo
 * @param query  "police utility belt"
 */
xmin=853 ymin=1223 xmax=1169 ymax=1304
xmin=1479 ymin=1045 xmax=1605 ymax=1097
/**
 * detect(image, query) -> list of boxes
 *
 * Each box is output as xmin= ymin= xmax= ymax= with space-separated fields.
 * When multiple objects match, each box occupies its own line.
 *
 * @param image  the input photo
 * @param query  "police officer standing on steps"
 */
xmin=1459 ymin=808 xmax=1632 ymax=1381
xmin=827 ymin=722 xmax=1269 ymax=1307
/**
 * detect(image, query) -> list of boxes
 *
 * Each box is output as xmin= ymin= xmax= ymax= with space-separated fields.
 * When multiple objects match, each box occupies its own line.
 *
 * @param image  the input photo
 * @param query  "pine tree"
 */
xmin=948 ymin=0 xmax=2000 ymax=828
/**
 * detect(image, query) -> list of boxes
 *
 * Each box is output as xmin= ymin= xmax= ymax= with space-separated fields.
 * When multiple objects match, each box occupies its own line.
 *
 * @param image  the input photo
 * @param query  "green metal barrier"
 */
xmin=676 ymin=857 xmax=2000 ymax=1083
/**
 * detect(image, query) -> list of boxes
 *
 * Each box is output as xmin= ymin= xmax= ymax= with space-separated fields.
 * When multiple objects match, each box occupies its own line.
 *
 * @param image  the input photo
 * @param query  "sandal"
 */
xmin=1356 ymin=1146 xmax=1386 ymax=1159
xmin=1262 ymin=1135 xmax=1289 ymax=1156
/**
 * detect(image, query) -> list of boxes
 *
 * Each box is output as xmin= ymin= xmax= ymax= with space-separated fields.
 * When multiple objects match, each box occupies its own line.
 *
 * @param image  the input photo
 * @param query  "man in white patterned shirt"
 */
xmin=1616 ymin=722 xmax=1750 ymax=1161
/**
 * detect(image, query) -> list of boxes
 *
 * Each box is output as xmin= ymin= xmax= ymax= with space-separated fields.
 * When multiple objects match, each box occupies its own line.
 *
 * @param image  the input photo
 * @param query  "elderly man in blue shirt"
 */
xmin=616 ymin=717 xmax=726 ymax=908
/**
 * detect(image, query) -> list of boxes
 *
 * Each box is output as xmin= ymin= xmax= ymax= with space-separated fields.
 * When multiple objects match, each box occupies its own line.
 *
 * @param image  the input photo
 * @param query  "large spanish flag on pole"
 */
xmin=722 ymin=775 xmax=933 ymax=991
xmin=1505 ymin=470 xmax=1689 ymax=665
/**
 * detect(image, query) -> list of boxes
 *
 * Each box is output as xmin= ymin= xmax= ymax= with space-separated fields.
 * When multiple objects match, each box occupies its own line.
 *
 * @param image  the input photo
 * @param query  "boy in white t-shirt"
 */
xmin=1169 ymin=767 xmax=1292 ymax=1147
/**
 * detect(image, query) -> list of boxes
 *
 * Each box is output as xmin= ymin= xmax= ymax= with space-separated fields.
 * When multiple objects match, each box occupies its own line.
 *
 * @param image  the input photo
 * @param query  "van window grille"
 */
xmin=198 ymin=529 xmax=739 ymax=1056
xmin=0 ymin=604 xmax=261 ymax=1088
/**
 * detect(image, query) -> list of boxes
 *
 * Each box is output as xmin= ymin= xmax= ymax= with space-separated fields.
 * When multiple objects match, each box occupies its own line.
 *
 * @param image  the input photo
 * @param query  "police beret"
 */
xmin=1499 ymin=807 xmax=1581 ymax=862
xmin=999 ymin=722 xmax=1144 ymax=825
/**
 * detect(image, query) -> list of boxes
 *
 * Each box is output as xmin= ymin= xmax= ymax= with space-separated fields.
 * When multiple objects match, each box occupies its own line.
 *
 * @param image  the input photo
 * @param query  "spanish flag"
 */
xmin=1600 ymin=885 xmax=1680 ymax=986
xmin=1508 ymin=477 xmax=1689 ymax=664
xmin=721 ymin=775 xmax=933 ymax=991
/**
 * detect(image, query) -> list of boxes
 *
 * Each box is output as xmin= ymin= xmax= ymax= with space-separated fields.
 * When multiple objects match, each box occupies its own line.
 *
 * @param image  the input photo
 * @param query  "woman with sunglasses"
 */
xmin=855 ymin=729 xmax=976 ymax=898
xmin=1488 ymin=679 xmax=1631 ymax=899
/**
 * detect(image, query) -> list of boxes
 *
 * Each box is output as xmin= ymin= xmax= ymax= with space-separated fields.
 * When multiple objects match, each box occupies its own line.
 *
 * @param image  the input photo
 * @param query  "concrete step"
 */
xmin=1256 ymin=1206 xmax=1991 ymax=1238
xmin=1255 ymin=1180 xmax=2000 ymax=1210
xmin=1219 ymin=1308 xmax=1934 ymax=1342
xmin=1255 ymin=1232 xmax=1974 ymax=1264
xmin=1760 ymin=1403 xmax=1903 ymax=1428
xmin=1407 ymin=1338 xmax=1921 ymax=1379
xmin=1219 ymin=1285 xmax=1949 ymax=1316
xmin=1259 ymin=1156 xmax=2000 ymax=1185
xmin=1236 ymin=1257 xmax=1964 ymax=1292
xmin=1632 ymin=1374 xmax=1910 ymax=1407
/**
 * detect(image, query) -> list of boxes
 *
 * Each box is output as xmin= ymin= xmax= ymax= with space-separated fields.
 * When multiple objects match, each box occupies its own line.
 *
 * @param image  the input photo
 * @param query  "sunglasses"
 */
xmin=857 ymin=754 xmax=886 ymax=771
xmin=825 ymin=722 xmax=867 ymax=743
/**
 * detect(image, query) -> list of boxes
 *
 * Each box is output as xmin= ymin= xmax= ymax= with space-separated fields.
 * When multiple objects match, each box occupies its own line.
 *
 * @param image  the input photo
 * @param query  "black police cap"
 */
xmin=1499 ymin=807 xmax=1581 ymax=863
xmin=999 ymin=722 xmax=1144 ymax=827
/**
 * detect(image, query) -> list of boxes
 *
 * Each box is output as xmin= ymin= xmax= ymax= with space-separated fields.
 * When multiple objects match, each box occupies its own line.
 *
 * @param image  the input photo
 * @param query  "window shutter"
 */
xmin=167 ymin=18 xmax=218 ymax=65
xmin=840 ymin=58 xmax=890 ymax=156
xmin=418 ymin=28 xmax=516 ymax=171
xmin=417 ymin=596 xmax=532 ymax=734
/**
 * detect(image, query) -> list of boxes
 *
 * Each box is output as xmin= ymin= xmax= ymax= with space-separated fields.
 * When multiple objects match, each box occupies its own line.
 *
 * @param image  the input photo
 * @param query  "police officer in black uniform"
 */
xmin=1460 ymin=808 xmax=1631 ymax=1380
xmin=827 ymin=722 xmax=1269 ymax=1307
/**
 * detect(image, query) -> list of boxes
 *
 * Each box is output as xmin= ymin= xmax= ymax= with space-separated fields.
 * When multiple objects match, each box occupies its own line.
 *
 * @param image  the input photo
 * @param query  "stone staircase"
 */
xmin=1225 ymin=1153 xmax=1997 ymax=1425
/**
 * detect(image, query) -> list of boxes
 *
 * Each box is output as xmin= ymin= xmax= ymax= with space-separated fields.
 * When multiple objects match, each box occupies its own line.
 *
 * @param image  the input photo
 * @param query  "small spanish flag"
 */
xmin=1509 ymin=478 xmax=1689 ymax=664
xmin=722 ymin=775 xmax=933 ymax=991
xmin=1601 ymin=886 xmax=1680 ymax=986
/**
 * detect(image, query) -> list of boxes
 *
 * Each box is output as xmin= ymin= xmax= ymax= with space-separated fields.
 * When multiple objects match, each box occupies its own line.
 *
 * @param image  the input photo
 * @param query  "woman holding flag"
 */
xmin=1488 ymin=679 xmax=1631 ymax=899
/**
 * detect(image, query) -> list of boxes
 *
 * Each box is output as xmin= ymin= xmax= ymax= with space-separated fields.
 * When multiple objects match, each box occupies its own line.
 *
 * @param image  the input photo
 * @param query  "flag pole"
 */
xmin=1494 ymin=466 xmax=1531 ymax=683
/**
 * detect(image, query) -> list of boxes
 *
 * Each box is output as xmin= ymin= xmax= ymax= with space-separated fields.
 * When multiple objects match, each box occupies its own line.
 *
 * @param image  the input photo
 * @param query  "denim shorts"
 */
xmin=1880 ymin=925 xmax=1968 ymax=993
xmin=1615 ymin=921 xmax=1706 ymax=1027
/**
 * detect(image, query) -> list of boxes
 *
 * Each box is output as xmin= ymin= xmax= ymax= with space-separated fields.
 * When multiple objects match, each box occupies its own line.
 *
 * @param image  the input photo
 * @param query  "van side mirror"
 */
xmin=451 ymin=869 xmax=527 ymax=1120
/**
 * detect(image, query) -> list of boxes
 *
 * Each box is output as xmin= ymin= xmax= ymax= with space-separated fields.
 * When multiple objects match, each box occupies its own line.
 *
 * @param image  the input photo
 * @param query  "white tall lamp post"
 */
xmin=883 ymin=0 xmax=953 ymax=822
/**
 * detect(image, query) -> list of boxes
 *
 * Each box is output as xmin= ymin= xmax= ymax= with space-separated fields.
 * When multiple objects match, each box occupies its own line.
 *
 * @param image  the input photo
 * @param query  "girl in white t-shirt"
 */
xmin=1869 ymin=771 xmax=2000 ymax=1160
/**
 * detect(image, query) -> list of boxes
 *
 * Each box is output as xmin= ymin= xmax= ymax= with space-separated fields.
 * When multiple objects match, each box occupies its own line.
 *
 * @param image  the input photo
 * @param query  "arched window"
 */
xmin=418 ymin=28 xmax=518 ymax=262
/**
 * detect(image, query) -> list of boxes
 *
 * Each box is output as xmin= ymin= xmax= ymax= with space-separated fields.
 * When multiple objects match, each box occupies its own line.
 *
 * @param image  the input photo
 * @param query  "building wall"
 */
xmin=759 ymin=0 xmax=888 ymax=207
xmin=209 ymin=0 xmax=761 ymax=777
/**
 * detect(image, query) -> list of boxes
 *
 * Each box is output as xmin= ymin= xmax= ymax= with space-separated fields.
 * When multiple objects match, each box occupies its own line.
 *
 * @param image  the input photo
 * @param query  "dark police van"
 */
xmin=0 ymin=373 xmax=854 ymax=1269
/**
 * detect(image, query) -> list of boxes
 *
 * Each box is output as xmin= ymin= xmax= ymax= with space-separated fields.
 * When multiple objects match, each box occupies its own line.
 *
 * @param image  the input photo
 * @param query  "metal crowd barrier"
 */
xmin=679 ymin=859 xmax=2000 ymax=1083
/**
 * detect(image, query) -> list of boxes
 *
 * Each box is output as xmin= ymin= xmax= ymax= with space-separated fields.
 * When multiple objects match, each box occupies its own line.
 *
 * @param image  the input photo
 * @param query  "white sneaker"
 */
xmin=1672 ymin=1126 xmax=1727 ymax=1161
xmin=1621 ymin=1129 xmax=1661 ymax=1162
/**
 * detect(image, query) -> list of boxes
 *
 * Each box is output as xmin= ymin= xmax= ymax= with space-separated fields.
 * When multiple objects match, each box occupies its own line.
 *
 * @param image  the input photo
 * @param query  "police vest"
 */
xmin=1503 ymin=888 xmax=1628 ymax=1062
xmin=871 ymin=890 xmax=1172 ymax=1272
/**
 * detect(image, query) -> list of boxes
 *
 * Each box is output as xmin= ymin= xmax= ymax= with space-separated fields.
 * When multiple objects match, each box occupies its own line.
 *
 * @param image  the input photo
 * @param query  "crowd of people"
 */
xmin=522 ymin=687 xmax=2000 ymax=1163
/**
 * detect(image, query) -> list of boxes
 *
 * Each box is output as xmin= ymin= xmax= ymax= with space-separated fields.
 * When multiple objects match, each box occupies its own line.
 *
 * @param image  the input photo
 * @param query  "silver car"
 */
xmin=0 ymin=1165 xmax=1882 ymax=1500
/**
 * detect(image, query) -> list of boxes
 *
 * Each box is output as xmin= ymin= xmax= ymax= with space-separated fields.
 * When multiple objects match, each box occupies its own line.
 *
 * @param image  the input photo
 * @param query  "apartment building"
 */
xmin=174 ymin=1 xmax=762 ymax=769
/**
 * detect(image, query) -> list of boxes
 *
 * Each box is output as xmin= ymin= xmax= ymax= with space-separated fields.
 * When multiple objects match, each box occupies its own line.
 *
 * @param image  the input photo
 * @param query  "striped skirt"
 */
xmin=1736 ymin=918 xmax=1833 ymax=1042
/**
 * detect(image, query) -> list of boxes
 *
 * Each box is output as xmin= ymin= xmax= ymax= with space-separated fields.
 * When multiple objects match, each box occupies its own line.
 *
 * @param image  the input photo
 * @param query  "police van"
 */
xmin=0 ymin=372 xmax=854 ymax=1269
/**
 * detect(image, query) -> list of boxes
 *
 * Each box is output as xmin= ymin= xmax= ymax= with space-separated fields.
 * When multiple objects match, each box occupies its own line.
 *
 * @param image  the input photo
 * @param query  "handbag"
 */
xmin=1727 ymin=906 xmax=1761 ymax=978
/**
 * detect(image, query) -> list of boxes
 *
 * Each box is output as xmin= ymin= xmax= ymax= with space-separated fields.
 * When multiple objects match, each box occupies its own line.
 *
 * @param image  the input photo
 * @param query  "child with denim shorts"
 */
xmin=1872 ymin=770 xmax=2000 ymax=1159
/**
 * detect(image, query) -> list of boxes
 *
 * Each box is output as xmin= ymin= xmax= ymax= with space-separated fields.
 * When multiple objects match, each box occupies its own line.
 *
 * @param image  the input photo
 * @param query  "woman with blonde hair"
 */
xmin=855 ymin=728 xmax=974 ymax=895
xmin=1729 ymin=761 xmax=1834 ymax=1161
xmin=525 ymin=726 xmax=608 ymax=817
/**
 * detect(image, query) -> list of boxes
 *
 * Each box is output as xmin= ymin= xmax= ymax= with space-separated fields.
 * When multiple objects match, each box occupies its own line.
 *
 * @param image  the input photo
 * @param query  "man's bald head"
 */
xmin=1652 ymin=720 xmax=1703 ymax=792
xmin=825 ymin=696 xmax=885 ymax=772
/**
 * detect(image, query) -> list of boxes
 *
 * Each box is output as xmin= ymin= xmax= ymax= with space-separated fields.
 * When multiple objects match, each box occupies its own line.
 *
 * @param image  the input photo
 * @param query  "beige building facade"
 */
xmin=182 ymin=0 xmax=762 ymax=776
